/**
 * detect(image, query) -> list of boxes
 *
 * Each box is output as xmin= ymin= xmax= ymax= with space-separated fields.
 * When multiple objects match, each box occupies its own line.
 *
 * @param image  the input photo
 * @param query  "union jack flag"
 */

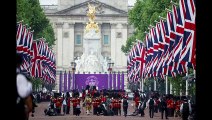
xmin=30 ymin=41 xmax=43 ymax=78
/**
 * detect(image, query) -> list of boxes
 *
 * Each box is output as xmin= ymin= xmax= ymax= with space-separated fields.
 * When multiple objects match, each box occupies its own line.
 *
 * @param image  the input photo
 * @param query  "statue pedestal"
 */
xmin=75 ymin=29 xmax=108 ymax=73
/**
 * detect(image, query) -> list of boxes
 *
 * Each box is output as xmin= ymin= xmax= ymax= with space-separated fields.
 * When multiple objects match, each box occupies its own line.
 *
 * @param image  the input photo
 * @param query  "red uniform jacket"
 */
xmin=167 ymin=99 xmax=174 ymax=109
xmin=112 ymin=99 xmax=116 ymax=108
xmin=175 ymin=101 xmax=180 ymax=110
xmin=93 ymin=98 xmax=98 ymax=108
xmin=101 ymin=96 xmax=106 ymax=103
xmin=67 ymin=98 xmax=71 ymax=107
xmin=135 ymin=97 xmax=140 ymax=107
xmin=72 ymin=98 xmax=77 ymax=107
xmin=118 ymin=99 xmax=121 ymax=108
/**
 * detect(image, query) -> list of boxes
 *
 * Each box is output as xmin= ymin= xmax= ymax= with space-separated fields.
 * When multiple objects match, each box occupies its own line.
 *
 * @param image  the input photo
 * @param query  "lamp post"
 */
xmin=107 ymin=58 xmax=114 ymax=90
xmin=71 ymin=61 xmax=76 ymax=90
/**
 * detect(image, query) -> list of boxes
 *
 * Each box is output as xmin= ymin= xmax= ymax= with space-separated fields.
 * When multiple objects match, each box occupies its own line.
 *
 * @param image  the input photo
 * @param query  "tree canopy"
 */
xmin=121 ymin=0 xmax=179 ymax=53
xmin=17 ymin=0 xmax=55 ymax=46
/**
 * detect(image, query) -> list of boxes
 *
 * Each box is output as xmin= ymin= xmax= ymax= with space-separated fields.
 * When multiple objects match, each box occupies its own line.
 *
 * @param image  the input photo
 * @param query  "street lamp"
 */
xmin=107 ymin=58 xmax=114 ymax=90
xmin=107 ymin=58 xmax=114 ymax=73
xmin=71 ymin=61 xmax=76 ymax=90
xmin=71 ymin=61 xmax=76 ymax=71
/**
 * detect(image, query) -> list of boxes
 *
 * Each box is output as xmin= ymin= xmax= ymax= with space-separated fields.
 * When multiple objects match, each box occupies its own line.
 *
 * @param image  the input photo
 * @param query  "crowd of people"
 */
xmin=43 ymin=87 xmax=195 ymax=120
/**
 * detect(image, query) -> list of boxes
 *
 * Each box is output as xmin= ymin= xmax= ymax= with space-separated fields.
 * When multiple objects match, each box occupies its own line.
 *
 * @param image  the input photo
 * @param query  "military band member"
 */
xmin=55 ymin=97 xmax=61 ymax=114
xmin=135 ymin=96 xmax=140 ymax=111
xmin=66 ymin=96 xmax=71 ymax=114
xmin=72 ymin=96 xmax=78 ymax=115
xmin=92 ymin=97 xmax=98 ymax=115
xmin=84 ymin=94 xmax=92 ymax=115
xmin=118 ymin=98 xmax=122 ymax=116
xmin=175 ymin=100 xmax=181 ymax=117
xmin=111 ymin=98 xmax=116 ymax=115
xmin=96 ymin=96 xmax=101 ymax=115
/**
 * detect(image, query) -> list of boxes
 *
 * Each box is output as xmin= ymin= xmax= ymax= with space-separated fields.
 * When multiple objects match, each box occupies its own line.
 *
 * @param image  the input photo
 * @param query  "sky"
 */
xmin=39 ymin=0 xmax=136 ymax=6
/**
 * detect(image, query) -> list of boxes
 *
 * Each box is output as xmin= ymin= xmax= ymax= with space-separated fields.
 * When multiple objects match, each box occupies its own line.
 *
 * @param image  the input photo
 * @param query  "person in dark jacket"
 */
xmin=160 ymin=97 xmax=168 ymax=119
xmin=180 ymin=99 xmax=192 ymax=120
xmin=122 ymin=97 xmax=128 ymax=117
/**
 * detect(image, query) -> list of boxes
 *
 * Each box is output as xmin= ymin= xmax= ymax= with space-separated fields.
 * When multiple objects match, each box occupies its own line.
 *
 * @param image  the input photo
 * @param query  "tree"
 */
xmin=122 ymin=0 xmax=179 ymax=53
xmin=144 ymin=78 xmax=154 ymax=91
xmin=31 ymin=78 xmax=43 ymax=92
xmin=17 ymin=0 xmax=55 ymax=46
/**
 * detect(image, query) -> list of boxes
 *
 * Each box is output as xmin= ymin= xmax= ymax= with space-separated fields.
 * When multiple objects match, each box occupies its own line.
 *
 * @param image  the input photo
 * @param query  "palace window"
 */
xmin=75 ymin=34 xmax=81 ymax=45
xmin=103 ymin=35 xmax=109 ymax=45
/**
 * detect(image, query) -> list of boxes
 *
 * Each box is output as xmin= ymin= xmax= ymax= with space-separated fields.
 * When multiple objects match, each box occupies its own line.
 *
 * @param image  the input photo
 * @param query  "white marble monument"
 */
xmin=75 ymin=3 xmax=108 ymax=73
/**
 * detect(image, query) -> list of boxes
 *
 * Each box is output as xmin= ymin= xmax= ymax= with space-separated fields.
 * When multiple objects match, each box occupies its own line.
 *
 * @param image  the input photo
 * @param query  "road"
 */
xmin=29 ymin=101 xmax=181 ymax=120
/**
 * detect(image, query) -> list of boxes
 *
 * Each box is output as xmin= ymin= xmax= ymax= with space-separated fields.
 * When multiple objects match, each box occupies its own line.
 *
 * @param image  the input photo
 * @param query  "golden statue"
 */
xmin=85 ymin=3 xmax=99 ymax=33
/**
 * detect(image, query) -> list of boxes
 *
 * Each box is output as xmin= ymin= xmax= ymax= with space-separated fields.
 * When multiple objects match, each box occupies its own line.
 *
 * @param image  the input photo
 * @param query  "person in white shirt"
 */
xmin=62 ymin=95 xmax=67 ymax=115
xmin=16 ymin=71 xmax=32 ymax=98
xmin=16 ymin=53 xmax=32 ymax=99
xmin=16 ymin=53 xmax=33 ymax=120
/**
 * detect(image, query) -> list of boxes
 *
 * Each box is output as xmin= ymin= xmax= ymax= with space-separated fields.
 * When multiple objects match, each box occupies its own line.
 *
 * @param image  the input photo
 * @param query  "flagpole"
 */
xmin=193 ymin=70 xmax=196 ymax=78
xmin=142 ymin=78 xmax=144 ymax=92
xmin=166 ymin=76 xmax=168 ymax=94
xmin=154 ymin=79 xmax=156 ymax=91
xmin=140 ymin=79 xmax=142 ymax=91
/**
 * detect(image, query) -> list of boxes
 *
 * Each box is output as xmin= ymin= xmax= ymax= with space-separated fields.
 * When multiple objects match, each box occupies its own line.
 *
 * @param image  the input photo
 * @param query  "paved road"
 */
xmin=29 ymin=101 xmax=181 ymax=120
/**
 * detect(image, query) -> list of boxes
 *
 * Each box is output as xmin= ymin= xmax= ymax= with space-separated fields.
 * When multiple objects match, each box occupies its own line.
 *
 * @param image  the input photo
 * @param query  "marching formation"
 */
xmin=44 ymin=88 xmax=126 ymax=116
xmin=43 ymin=88 xmax=195 ymax=120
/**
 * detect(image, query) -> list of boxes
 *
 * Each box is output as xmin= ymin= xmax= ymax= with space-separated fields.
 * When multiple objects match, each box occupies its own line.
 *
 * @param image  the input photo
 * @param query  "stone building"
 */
xmin=41 ymin=0 xmax=135 ymax=91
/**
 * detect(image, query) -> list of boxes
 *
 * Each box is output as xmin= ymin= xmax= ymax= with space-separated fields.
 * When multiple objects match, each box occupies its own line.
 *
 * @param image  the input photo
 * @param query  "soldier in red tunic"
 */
xmin=72 ymin=96 xmax=78 ymax=115
xmin=169 ymin=98 xmax=175 ymax=117
xmin=101 ymin=95 xmax=106 ymax=103
xmin=66 ymin=96 xmax=71 ymax=114
xmin=55 ymin=97 xmax=61 ymax=114
xmin=82 ymin=90 xmax=86 ymax=102
xmin=96 ymin=96 xmax=102 ymax=115
xmin=175 ymin=99 xmax=181 ymax=117
xmin=115 ymin=98 xmax=119 ymax=115
xmin=118 ymin=97 xmax=122 ymax=116
xmin=92 ymin=97 xmax=98 ymax=115
xmin=135 ymin=96 xmax=140 ymax=111
xmin=111 ymin=98 xmax=116 ymax=115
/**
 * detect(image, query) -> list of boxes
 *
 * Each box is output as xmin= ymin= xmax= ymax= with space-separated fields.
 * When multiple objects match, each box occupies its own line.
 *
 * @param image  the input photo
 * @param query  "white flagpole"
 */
xmin=154 ymin=79 xmax=156 ymax=91
xmin=166 ymin=76 xmax=168 ymax=94
xmin=140 ymin=79 xmax=142 ymax=91
xmin=142 ymin=78 xmax=144 ymax=92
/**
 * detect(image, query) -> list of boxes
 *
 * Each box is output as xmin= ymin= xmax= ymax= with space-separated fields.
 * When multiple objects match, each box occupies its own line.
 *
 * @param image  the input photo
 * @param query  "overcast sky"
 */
xmin=39 ymin=0 xmax=136 ymax=6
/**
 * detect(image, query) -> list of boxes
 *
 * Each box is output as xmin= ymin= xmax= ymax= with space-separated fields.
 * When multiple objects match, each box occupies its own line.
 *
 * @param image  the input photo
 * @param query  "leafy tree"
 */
xmin=17 ymin=0 xmax=55 ymax=46
xmin=31 ymin=78 xmax=43 ymax=92
xmin=143 ymin=78 xmax=154 ymax=91
xmin=122 ymin=0 xmax=179 ymax=53
xmin=168 ymin=75 xmax=183 ymax=96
